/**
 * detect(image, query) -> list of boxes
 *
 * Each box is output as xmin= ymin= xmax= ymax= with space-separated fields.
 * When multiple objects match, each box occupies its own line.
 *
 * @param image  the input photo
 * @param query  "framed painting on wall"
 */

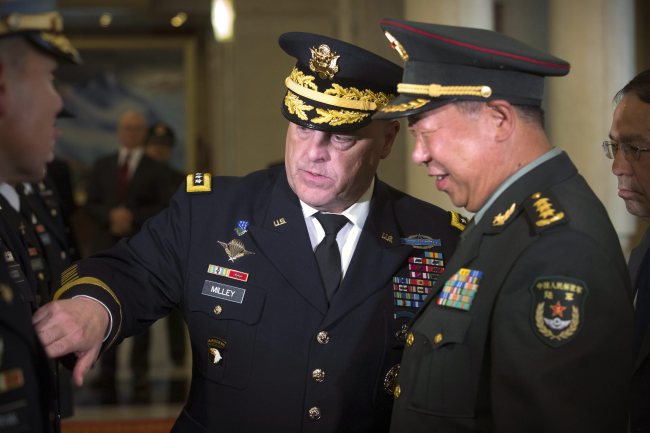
xmin=55 ymin=36 xmax=197 ymax=204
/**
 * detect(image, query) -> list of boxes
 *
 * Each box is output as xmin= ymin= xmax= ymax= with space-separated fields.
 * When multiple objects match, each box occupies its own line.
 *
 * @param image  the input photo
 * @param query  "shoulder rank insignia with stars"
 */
xmin=186 ymin=173 xmax=212 ymax=193
xmin=450 ymin=211 xmax=468 ymax=231
xmin=530 ymin=276 xmax=587 ymax=347
xmin=524 ymin=191 xmax=567 ymax=231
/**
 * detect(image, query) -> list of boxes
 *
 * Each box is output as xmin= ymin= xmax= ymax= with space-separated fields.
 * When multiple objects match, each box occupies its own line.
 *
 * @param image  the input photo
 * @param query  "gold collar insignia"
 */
xmin=492 ymin=203 xmax=516 ymax=227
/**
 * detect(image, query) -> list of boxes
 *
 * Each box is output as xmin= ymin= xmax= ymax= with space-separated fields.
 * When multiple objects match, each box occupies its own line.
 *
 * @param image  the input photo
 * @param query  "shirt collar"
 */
xmin=473 ymin=147 xmax=562 ymax=223
xmin=118 ymin=146 xmax=143 ymax=164
xmin=0 ymin=183 xmax=20 ymax=212
xmin=299 ymin=177 xmax=374 ymax=229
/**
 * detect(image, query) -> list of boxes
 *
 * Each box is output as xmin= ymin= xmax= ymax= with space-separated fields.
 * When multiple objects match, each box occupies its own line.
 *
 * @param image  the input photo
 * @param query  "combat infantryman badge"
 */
xmin=530 ymin=276 xmax=588 ymax=347
xmin=400 ymin=234 xmax=441 ymax=249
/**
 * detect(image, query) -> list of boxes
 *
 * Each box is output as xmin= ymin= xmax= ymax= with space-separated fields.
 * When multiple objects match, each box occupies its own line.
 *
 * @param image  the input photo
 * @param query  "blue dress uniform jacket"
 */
xmin=390 ymin=152 xmax=634 ymax=433
xmin=56 ymin=167 xmax=461 ymax=433
xmin=0 ymin=231 xmax=54 ymax=432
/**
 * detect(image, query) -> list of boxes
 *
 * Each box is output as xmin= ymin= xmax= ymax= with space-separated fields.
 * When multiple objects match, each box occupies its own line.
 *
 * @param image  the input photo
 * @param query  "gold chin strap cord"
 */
xmin=285 ymin=76 xmax=380 ymax=111
xmin=0 ymin=11 xmax=63 ymax=34
xmin=398 ymin=83 xmax=493 ymax=98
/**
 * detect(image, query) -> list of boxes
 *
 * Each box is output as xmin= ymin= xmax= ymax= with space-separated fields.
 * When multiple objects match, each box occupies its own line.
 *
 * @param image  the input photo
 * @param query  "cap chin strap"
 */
xmin=397 ymin=83 xmax=493 ymax=98
xmin=0 ymin=11 xmax=63 ymax=35
xmin=285 ymin=77 xmax=380 ymax=111
xmin=284 ymin=67 xmax=393 ymax=112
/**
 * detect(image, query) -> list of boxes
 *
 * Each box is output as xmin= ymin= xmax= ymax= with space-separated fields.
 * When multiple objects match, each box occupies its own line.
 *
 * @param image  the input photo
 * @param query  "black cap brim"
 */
xmin=26 ymin=32 xmax=82 ymax=64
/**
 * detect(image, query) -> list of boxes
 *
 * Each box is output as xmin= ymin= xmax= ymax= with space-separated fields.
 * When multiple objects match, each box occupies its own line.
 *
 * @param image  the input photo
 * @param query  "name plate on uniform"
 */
xmin=202 ymin=280 xmax=246 ymax=304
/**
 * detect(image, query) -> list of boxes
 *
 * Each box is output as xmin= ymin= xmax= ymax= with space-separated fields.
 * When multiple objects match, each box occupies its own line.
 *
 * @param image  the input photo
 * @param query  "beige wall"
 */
xmin=197 ymin=0 xmax=642 ymax=250
xmin=205 ymin=0 xmax=406 ymax=190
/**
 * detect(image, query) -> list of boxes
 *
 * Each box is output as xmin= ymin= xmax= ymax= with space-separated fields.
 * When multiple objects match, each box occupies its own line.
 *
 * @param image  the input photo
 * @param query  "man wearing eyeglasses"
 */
xmin=606 ymin=68 xmax=650 ymax=433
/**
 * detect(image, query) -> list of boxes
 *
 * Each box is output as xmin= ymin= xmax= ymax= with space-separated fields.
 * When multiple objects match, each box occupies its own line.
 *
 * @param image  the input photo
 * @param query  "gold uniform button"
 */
xmin=406 ymin=332 xmax=414 ymax=347
xmin=434 ymin=332 xmax=443 ymax=344
xmin=394 ymin=384 xmax=401 ymax=399
xmin=308 ymin=406 xmax=321 ymax=420
xmin=213 ymin=305 xmax=222 ymax=315
xmin=60 ymin=251 xmax=67 ymax=260
xmin=316 ymin=331 xmax=330 ymax=344
xmin=312 ymin=369 xmax=326 ymax=382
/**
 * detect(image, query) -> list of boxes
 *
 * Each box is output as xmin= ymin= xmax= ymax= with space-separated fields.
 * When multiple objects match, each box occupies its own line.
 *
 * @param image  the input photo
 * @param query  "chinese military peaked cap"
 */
xmin=373 ymin=19 xmax=570 ymax=120
xmin=0 ymin=0 xmax=80 ymax=64
xmin=280 ymin=31 xmax=402 ymax=132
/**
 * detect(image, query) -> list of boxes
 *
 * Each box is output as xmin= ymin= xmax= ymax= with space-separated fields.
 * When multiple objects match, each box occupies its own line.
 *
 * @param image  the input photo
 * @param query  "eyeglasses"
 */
xmin=602 ymin=140 xmax=650 ymax=161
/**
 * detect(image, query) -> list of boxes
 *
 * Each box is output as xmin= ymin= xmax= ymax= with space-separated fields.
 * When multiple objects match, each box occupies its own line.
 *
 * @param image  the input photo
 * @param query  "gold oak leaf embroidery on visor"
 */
xmin=284 ymin=91 xmax=314 ymax=121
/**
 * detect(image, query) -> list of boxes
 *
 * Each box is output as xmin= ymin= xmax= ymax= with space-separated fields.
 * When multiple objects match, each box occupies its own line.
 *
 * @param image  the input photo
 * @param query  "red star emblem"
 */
xmin=549 ymin=301 xmax=567 ymax=318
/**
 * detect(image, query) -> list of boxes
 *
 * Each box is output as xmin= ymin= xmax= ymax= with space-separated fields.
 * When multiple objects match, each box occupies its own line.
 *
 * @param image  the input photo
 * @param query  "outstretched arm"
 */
xmin=33 ymin=297 xmax=109 ymax=386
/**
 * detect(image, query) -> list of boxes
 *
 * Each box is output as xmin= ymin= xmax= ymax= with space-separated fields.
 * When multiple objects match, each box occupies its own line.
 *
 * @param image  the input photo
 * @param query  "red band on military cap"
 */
xmin=381 ymin=20 xmax=570 ymax=71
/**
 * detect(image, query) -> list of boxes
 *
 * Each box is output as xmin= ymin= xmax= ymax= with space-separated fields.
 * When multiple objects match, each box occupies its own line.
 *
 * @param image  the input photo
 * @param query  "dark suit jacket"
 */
xmin=85 ymin=152 xmax=170 ymax=251
xmin=631 ymin=228 xmax=650 ymax=432
xmin=0 ymin=227 xmax=54 ymax=432
xmin=56 ymin=167 xmax=462 ymax=433
xmin=390 ymin=152 xmax=634 ymax=433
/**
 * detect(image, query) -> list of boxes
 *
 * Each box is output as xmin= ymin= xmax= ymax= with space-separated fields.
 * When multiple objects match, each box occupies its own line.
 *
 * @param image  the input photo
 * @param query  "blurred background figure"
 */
xmin=145 ymin=121 xmax=189 ymax=401
xmin=145 ymin=121 xmax=185 ymax=200
xmin=85 ymin=110 xmax=170 ymax=404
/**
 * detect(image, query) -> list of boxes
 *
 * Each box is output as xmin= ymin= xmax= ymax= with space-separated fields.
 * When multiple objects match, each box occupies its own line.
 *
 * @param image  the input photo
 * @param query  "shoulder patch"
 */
xmin=186 ymin=173 xmax=212 ymax=193
xmin=450 ymin=211 xmax=468 ymax=231
xmin=524 ymin=191 xmax=567 ymax=232
xmin=530 ymin=276 xmax=587 ymax=347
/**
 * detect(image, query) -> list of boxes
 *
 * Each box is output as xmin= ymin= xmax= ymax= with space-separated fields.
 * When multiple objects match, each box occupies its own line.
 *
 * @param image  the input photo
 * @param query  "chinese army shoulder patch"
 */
xmin=530 ymin=276 xmax=588 ymax=347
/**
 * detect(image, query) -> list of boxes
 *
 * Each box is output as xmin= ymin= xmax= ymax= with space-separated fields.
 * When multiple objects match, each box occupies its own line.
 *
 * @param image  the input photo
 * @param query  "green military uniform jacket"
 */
xmin=391 ymin=152 xmax=633 ymax=433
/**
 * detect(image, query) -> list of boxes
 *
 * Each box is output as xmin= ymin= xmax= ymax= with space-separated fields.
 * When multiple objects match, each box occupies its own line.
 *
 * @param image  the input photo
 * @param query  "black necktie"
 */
xmin=634 ymin=249 xmax=650 ymax=352
xmin=314 ymin=212 xmax=348 ymax=302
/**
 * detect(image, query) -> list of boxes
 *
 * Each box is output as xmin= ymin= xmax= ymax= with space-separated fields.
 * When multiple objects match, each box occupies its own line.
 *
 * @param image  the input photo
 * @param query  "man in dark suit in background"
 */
xmin=375 ymin=19 xmax=633 ymax=433
xmin=34 ymin=32 xmax=464 ymax=432
xmin=85 ymin=109 xmax=170 ymax=403
xmin=0 ymin=0 xmax=80 ymax=430
xmin=605 ymin=69 xmax=650 ymax=433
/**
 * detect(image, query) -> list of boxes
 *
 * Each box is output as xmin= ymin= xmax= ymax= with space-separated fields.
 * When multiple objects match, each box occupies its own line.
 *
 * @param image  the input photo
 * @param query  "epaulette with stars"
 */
xmin=186 ymin=173 xmax=212 ymax=193
xmin=450 ymin=211 xmax=468 ymax=231
xmin=523 ymin=190 xmax=568 ymax=232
